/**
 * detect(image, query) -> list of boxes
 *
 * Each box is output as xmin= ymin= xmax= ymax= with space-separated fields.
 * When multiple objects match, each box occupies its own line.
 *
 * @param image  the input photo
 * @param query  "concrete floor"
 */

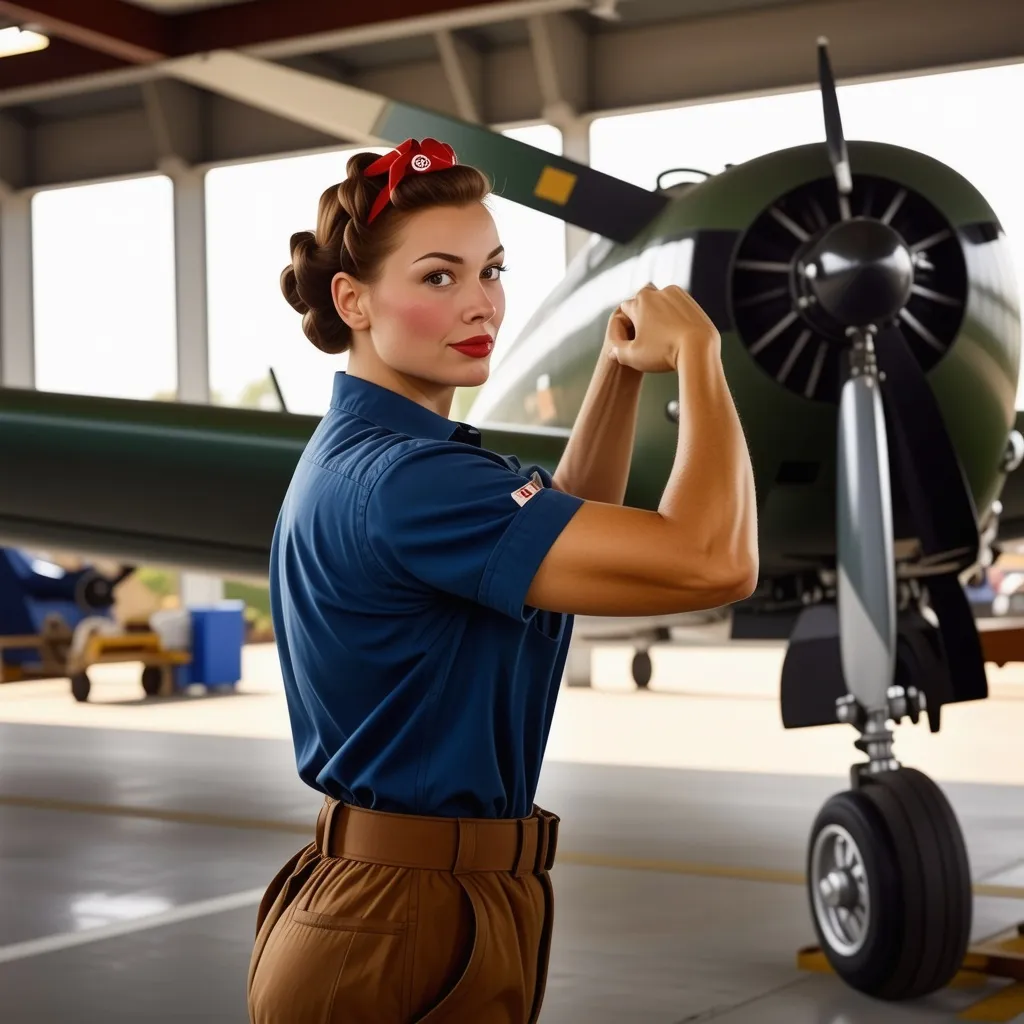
xmin=1 ymin=644 xmax=1023 ymax=1023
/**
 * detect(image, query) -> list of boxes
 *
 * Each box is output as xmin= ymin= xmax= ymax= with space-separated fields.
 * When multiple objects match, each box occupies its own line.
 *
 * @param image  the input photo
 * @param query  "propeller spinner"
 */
xmin=799 ymin=218 xmax=914 ymax=328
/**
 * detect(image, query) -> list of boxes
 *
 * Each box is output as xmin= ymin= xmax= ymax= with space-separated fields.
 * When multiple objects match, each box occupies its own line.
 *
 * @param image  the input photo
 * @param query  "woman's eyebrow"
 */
xmin=414 ymin=245 xmax=505 ymax=265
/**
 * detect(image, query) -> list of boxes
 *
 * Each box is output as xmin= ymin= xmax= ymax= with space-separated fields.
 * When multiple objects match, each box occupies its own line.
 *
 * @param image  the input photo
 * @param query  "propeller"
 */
xmin=816 ymin=38 xmax=852 ymax=220
xmin=811 ymin=39 xmax=980 ymax=720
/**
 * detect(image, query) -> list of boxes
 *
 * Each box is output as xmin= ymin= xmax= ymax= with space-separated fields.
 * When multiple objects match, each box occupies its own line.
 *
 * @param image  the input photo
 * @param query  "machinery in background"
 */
xmin=0 ymin=547 xmax=244 ymax=702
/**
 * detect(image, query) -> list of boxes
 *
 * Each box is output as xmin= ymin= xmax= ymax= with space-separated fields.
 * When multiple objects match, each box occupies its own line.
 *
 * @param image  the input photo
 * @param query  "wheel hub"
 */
xmin=819 ymin=868 xmax=858 ymax=909
xmin=810 ymin=823 xmax=870 ymax=956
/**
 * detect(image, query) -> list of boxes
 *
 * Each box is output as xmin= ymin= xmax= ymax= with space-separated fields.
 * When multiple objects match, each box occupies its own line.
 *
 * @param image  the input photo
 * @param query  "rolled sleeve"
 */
xmin=364 ymin=441 xmax=584 ymax=620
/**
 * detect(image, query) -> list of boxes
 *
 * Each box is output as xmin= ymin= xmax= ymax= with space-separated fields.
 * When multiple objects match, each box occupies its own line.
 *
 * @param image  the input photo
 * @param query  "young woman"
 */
xmin=247 ymin=138 xmax=758 ymax=1024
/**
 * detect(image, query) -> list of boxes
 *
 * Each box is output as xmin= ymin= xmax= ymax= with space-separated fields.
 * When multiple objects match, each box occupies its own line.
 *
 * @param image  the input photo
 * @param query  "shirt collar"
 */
xmin=329 ymin=371 xmax=481 ymax=447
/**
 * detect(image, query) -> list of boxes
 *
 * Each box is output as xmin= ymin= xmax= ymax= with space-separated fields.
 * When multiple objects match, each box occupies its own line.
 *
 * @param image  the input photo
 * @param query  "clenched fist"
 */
xmin=605 ymin=283 xmax=720 ymax=374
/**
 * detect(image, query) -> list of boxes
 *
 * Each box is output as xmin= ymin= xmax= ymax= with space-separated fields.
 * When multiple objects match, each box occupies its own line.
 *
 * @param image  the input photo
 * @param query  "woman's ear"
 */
xmin=331 ymin=272 xmax=370 ymax=332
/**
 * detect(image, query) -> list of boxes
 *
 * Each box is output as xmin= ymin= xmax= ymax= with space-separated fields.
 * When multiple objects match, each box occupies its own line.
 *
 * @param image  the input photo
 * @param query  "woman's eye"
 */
xmin=426 ymin=270 xmax=455 ymax=286
xmin=482 ymin=263 xmax=508 ymax=281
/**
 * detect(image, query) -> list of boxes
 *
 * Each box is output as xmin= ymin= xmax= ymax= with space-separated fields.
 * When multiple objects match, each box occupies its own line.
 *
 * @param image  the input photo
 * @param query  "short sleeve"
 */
xmin=363 ymin=442 xmax=584 ymax=620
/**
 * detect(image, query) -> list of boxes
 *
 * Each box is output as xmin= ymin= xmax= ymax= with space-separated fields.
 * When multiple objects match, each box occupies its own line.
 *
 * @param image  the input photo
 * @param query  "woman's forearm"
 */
xmin=550 ymin=340 xmax=644 ymax=504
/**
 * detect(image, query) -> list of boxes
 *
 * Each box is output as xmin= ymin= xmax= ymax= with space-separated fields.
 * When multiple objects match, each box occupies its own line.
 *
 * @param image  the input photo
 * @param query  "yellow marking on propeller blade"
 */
xmin=534 ymin=166 xmax=576 ymax=205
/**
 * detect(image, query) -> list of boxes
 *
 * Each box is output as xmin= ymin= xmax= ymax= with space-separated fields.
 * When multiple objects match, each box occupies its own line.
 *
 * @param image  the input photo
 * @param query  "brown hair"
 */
xmin=281 ymin=149 xmax=492 ymax=354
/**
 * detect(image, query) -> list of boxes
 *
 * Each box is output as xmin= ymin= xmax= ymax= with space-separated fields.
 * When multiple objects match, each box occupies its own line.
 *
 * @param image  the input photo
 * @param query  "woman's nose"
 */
xmin=464 ymin=287 xmax=495 ymax=323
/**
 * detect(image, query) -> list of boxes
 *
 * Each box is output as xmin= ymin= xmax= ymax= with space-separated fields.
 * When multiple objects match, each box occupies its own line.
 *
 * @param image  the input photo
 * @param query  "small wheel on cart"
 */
xmin=631 ymin=650 xmax=652 ymax=689
xmin=70 ymin=672 xmax=91 ymax=703
xmin=141 ymin=665 xmax=163 ymax=697
xmin=806 ymin=767 xmax=971 ymax=1000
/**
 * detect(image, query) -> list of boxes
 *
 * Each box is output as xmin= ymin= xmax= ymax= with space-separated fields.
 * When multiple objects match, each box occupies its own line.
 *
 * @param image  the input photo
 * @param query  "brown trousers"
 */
xmin=247 ymin=798 xmax=559 ymax=1023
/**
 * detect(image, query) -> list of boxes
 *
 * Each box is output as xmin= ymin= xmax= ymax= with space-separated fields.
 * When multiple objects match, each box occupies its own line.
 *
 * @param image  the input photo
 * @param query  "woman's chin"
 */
xmin=453 ymin=362 xmax=490 ymax=389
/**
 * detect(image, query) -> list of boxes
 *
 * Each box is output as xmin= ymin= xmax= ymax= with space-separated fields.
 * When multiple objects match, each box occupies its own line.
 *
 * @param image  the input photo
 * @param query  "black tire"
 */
xmin=631 ymin=651 xmax=652 ymax=689
xmin=807 ymin=789 xmax=902 ymax=995
xmin=864 ymin=768 xmax=972 ymax=999
xmin=806 ymin=769 xmax=972 ymax=1001
xmin=141 ymin=665 xmax=163 ymax=697
xmin=70 ymin=672 xmax=91 ymax=703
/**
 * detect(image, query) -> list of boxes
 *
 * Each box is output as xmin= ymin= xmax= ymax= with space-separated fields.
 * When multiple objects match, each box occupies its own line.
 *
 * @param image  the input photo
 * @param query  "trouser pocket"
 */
xmin=247 ymin=842 xmax=319 ymax=1014
xmin=250 ymin=907 xmax=410 ymax=1024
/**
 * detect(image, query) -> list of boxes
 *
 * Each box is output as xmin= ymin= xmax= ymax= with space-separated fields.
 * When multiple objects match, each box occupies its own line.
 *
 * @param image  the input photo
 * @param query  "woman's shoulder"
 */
xmin=370 ymin=435 xmax=516 ymax=487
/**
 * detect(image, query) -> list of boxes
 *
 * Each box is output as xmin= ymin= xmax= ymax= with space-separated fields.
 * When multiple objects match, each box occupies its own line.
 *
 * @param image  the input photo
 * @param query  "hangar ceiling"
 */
xmin=0 ymin=0 xmax=1020 ymax=191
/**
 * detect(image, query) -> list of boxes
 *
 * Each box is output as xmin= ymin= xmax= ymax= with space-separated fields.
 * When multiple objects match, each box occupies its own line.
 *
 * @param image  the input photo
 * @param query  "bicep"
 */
xmin=524 ymin=500 xmax=757 ymax=617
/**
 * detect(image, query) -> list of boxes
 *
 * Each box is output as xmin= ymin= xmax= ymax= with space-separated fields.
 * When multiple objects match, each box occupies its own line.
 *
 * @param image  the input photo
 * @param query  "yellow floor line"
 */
xmin=2 ymin=793 xmax=1023 ymax=900
xmin=557 ymin=850 xmax=806 ymax=885
xmin=960 ymin=982 xmax=1024 ymax=1022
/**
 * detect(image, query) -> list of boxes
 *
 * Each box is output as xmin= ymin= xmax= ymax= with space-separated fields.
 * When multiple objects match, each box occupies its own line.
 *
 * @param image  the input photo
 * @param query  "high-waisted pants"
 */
xmin=247 ymin=798 xmax=559 ymax=1023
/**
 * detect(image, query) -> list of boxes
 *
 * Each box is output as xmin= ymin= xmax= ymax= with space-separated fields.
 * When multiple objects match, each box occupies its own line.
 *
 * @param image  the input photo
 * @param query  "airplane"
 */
xmin=1 ymin=37 xmax=1022 ymax=1004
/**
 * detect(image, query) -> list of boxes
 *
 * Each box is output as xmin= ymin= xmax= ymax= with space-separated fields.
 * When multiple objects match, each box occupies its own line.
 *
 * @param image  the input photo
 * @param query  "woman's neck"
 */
xmin=345 ymin=338 xmax=455 ymax=420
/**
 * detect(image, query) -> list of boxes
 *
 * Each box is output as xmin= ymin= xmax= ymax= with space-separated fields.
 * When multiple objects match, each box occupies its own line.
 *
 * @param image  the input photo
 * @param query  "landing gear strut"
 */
xmin=806 ymin=689 xmax=972 ymax=999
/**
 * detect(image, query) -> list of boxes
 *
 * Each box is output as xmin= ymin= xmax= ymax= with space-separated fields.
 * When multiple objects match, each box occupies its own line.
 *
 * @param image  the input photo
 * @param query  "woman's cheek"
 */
xmin=394 ymin=298 xmax=452 ymax=342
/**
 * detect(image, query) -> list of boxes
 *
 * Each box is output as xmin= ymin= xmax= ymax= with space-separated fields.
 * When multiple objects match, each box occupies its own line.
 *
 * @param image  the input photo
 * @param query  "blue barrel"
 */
xmin=187 ymin=600 xmax=245 ymax=687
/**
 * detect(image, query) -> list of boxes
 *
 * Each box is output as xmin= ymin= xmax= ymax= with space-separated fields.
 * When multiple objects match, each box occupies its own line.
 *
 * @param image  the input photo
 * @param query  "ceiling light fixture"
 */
xmin=0 ymin=26 xmax=50 ymax=59
xmin=590 ymin=0 xmax=621 ymax=21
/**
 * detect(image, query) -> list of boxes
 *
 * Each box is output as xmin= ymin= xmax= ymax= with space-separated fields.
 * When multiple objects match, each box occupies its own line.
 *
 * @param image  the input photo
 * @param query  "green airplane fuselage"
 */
xmin=468 ymin=140 xmax=1021 ymax=577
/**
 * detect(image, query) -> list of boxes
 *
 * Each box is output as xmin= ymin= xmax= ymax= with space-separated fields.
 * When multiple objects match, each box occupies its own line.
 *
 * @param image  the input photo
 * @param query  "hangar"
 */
xmin=2 ymin=1 xmax=1024 ymax=1022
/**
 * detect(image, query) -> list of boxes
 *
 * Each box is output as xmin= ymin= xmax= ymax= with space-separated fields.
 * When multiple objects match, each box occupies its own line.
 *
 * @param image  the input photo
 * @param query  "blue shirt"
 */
xmin=269 ymin=371 xmax=585 ymax=819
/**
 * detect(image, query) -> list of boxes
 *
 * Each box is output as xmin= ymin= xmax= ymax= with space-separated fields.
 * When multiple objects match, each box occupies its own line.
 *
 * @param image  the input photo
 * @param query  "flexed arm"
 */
xmin=527 ymin=285 xmax=759 ymax=617
xmin=550 ymin=298 xmax=646 ymax=504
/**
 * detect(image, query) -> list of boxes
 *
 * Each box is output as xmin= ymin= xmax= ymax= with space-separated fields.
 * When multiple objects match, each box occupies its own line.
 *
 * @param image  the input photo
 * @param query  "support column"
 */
xmin=560 ymin=117 xmax=591 ymax=265
xmin=173 ymin=169 xmax=210 ymax=405
xmin=0 ymin=191 xmax=35 ymax=388
xmin=172 ymin=168 xmax=224 ymax=607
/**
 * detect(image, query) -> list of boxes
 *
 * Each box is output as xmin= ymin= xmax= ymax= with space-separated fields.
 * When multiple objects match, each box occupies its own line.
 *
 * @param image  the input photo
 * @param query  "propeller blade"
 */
xmin=874 ymin=324 xmax=979 ymax=563
xmin=164 ymin=51 xmax=668 ymax=243
xmin=816 ymin=37 xmax=852 ymax=219
xmin=836 ymin=353 xmax=897 ymax=712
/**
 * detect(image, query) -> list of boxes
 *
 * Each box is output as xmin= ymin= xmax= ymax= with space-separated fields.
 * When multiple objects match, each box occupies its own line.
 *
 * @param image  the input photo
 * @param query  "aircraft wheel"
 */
xmin=70 ymin=672 xmax=91 ymax=703
xmin=631 ymin=650 xmax=652 ymax=689
xmin=141 ymin=665 xmax=163 ymax=697
xmin=807 ymin=768 xmax=971 ymax=1000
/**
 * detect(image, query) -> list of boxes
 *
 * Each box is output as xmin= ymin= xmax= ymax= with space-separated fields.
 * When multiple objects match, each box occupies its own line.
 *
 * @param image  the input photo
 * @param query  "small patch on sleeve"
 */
xmin=511 ymin=480 xmax=542 ymax=507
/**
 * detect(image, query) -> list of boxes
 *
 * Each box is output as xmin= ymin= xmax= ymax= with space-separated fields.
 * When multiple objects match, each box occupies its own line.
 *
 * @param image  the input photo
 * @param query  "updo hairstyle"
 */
xmin=281 ymin=149 xmax=492 ymax=354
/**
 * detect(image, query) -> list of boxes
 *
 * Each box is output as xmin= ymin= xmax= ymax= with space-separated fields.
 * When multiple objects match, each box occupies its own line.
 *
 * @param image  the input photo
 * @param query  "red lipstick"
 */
xmin=450 ymin=334 xmax=494 ymax=359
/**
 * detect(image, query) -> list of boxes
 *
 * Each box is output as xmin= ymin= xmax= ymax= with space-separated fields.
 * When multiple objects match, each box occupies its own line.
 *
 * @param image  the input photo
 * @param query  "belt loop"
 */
xmin=533 ymin=806 xmax=559 ymax=873
xmin=315 ymin=798 xmax=330 ymax=854
xmin=543 ymin=813 xmax=559 ymax=871
xmin=453 ymin=819 xmax=477 ymax=875
xmin=512 ymin=819 xmax=530 ymax=878
xmin=319 ymin=799 xmax=342 ymax=857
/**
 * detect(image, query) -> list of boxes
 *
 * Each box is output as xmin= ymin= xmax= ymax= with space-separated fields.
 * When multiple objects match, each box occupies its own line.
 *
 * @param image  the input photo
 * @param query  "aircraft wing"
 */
xmin=0 ymin=387 xmax=568 ymax=579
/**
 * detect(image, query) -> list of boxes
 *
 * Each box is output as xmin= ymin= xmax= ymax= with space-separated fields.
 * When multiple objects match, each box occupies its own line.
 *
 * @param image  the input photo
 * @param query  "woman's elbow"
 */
xmin=705 ymin=547 xmax=759 ymax=606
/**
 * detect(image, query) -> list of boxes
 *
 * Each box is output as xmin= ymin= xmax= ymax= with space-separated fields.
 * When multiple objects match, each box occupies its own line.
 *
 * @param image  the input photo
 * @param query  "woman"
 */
xmin=248 ymin=138 xmax=758 ymax=1024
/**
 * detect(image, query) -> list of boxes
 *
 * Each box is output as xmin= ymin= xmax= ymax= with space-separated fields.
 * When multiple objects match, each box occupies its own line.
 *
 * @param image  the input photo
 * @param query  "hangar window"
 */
xmin=32 ymin=175 xmax=177 ymax=401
